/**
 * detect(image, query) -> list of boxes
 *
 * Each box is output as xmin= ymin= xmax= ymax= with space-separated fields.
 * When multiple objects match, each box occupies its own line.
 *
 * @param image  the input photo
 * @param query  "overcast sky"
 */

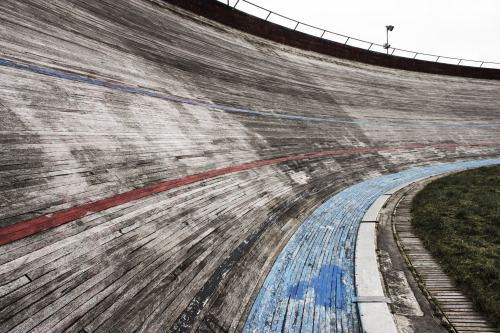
xmin=221 ymin=0 xmax=499 ymax=68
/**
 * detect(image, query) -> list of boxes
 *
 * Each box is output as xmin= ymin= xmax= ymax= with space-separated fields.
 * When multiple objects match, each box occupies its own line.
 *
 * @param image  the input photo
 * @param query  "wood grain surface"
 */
xmin=1 ymin=0 xmax=499 ymax=332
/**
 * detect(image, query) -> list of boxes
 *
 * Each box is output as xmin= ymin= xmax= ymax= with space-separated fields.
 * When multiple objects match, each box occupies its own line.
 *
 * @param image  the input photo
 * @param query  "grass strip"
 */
xmin=411 ymin=165 xmax=500 ymax=329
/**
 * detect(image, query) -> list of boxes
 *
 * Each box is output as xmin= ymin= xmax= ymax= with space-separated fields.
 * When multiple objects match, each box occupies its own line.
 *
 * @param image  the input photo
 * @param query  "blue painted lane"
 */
xmin=243 ymin=159 xmax=500 ymax=333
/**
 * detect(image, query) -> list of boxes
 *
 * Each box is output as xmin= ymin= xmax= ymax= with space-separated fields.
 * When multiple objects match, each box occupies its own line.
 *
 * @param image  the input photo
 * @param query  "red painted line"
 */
xmin=1 ymin=143 xmax=499 ymax=246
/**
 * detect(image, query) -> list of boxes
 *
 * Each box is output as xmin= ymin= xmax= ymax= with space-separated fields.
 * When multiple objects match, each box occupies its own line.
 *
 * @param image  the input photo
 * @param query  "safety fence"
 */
xmin=217 ymin=0 xmax=500 ymax=69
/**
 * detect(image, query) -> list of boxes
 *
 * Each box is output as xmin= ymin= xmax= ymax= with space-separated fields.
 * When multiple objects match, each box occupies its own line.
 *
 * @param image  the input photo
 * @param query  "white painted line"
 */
xmin=355 ymin=296 xmax=392 ymax=303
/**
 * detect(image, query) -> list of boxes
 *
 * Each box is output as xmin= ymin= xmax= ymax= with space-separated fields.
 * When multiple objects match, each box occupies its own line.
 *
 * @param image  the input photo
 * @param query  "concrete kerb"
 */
xmin=354 ymin=174 xmax=447 ymax=333
xmin=355 ymin=192 xmax=398 ymax=333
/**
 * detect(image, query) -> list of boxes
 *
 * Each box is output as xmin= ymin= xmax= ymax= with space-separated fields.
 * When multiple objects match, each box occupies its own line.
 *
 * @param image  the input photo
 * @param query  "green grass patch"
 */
xmin=411 ymin=164 xmax=500 ymax=328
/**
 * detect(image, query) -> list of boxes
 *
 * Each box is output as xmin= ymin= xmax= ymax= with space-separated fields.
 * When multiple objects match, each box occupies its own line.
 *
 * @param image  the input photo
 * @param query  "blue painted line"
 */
xmin=1 ymin=58 xmax=499 ymax=128
xmin=243 ymin=159 xmax=500 ymax=333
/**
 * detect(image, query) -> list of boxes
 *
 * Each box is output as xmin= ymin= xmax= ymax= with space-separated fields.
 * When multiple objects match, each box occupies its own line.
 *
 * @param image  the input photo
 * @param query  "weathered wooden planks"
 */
xmin=243 ymin=160 xmax=500 ymax=332
xmin=0 ymin=0 xmax=500 ymax=332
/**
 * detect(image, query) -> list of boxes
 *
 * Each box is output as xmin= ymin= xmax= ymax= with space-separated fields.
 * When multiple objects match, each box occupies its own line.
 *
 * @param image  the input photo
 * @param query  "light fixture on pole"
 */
xmin=383 ymin=25 xmax=394 ymax=54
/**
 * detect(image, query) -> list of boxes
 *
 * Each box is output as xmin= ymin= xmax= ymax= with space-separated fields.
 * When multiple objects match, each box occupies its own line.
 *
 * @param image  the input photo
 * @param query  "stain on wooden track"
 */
xmin=3 ymin=137 xmax=499 ymax=246
xmin=1 ymin=0 xmax=500 ymax=332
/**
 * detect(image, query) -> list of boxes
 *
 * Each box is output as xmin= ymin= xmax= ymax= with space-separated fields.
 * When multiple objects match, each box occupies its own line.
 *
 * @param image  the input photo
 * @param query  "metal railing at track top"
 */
xmin=220 ymin=0 xmax=500 ymax=69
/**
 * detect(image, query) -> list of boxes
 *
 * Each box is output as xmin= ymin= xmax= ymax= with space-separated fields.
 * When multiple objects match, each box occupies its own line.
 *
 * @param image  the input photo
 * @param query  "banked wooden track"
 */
xmin=0 ymin=0 xmax=499 ymax=332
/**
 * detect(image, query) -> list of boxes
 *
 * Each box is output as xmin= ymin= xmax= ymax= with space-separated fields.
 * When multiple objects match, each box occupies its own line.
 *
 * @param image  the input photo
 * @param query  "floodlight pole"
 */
xmin=384 ymin=25 xmax=394 ymax=54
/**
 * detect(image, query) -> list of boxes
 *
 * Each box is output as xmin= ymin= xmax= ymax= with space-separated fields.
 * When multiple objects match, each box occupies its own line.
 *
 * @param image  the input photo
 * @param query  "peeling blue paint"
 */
xmin=243 ymin=159 xmax=500 ymax=333
xmin=287 ymin=265 xmax=345 ymax=309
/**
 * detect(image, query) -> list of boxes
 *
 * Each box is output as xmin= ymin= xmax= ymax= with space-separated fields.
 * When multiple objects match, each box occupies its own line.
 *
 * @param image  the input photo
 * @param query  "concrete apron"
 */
xmin=243 ymin=159 xmax=500 ymax=333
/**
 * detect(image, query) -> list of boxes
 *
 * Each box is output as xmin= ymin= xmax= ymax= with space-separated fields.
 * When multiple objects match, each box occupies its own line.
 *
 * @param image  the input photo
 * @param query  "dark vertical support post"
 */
xmin=386 ymin=29 xmax=389 ymax=54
